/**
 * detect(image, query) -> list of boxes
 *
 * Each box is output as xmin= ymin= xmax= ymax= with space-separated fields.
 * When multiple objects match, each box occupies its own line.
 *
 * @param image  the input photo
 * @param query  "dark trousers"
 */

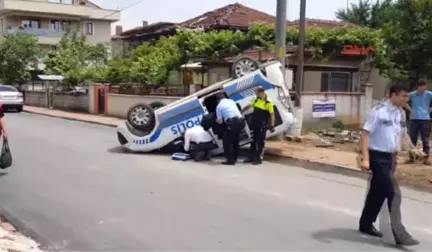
xmin=409 ymin=119 xmax=430 ymax=157
xmin=248 ymin=121 xmax=267 ymax=161
xmin=359 ymin=150 xmax=410 ymax=241
xmin=223 ymin=117 xmax=245 ymax=163
xmin=189 ymin=141 xmax=214 ymax=161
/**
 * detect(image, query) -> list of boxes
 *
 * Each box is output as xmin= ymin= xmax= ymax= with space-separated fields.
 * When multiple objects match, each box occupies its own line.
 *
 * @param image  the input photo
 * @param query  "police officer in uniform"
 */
xmin=215 ymin=92 xmax=245 ymax=165
xmin=359 ymin=83 xmax=419 ymax=246
xmin=242 ymin=86 xmax=275 ymax=165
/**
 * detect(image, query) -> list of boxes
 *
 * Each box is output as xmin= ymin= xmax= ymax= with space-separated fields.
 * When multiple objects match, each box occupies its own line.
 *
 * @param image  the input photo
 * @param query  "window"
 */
xmin=50 ymin=45 xmax=57 ymax=51
xmin=0 ymin=86 xmax=17 ymax=92
xmin=321 ymin=72 xmax=352 ymax=92
xmin=21 ymin=20 xmax=40 ymax=28
xmin=51 ymin=20 xmax=70 ymax=30
xmin=85 ymin=23 xmax=94 ymax=35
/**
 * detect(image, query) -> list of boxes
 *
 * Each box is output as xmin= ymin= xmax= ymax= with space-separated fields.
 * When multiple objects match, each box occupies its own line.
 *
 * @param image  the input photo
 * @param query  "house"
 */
xmin=111 ymin=3 xmax=279 ymax=56
xmin=0 ymin=0 xmax=120 ymax=52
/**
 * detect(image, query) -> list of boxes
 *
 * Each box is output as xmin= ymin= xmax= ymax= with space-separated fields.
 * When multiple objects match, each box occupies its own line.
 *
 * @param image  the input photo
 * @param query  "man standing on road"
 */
xmin=241 ymin=87 xmax=275 ymax=165
xmin=406 ymin=79 xmax=432 ymax=165
xmin=215 ymin=92 xmax=245 ymax=165
xmin=359 ymin=83 xmax=419 ymax=246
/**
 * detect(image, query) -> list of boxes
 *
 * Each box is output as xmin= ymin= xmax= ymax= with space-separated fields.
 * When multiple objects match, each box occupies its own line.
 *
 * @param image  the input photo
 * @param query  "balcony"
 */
xmin=0 ymin=0 xmax=120 ymax=21
xmin=8 ymin=27 xmax=64 ymax=44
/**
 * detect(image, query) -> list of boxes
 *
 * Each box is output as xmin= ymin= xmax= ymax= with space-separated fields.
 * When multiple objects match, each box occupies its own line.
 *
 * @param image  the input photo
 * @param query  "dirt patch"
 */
xmin=266 ymin=138 xmax=432 ymax=192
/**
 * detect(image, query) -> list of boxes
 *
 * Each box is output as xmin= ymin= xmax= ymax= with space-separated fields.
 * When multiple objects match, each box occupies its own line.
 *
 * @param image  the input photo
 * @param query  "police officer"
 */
xmin=241 ymin=86 xmax=275 ymax=165
xmin=359 ymin=83 xmax=419 ymax=246
xmin=215 ymin=92 xmax=245 ymax=165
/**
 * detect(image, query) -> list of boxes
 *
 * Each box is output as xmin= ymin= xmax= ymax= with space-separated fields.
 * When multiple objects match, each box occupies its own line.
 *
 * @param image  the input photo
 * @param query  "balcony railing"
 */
xmin=7 ymin=27 xmax=64 ymax=37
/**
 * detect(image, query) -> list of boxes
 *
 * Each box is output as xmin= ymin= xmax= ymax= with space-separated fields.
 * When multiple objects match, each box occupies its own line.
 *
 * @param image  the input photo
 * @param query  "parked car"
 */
xmin=116 ymin=57 xmax=296 ymax=154
xmin=0 ymin=85 xmax=24 ymax=112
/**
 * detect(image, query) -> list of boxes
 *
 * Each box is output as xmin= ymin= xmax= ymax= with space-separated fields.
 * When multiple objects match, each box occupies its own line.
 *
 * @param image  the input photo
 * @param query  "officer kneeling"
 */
xmin=242 ymin=87 xmax=275 ymax=165
xmin=182 ymin=113 xmax=216 ymax=162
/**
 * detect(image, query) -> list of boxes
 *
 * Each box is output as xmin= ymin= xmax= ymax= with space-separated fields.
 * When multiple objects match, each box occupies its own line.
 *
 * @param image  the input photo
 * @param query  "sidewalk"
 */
xmin=23 ymin=106 xmax=122 ymax=127
xmin=0 ymin=218 xmax=42 ymax=252
xmin=23 ymin=106 xmax=432 ymax=191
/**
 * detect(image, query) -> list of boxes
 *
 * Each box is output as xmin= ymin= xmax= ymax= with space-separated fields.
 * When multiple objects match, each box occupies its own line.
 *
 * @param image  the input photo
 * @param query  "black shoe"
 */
xmin=359 ymin=225 xmax=383 ymax=237
xmin=222 ymin=161 xmax=235 ymax=165
xmin=252 ymin=160 xmax=262 ymax=165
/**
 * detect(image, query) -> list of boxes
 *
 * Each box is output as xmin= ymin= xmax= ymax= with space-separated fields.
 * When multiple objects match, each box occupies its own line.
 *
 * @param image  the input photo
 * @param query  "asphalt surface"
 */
xmin=0 ymin=112 xmax=431 ymax=251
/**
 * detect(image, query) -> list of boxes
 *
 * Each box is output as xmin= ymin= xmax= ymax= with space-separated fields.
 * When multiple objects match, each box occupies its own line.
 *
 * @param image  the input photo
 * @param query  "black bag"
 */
xmin=0 ymin=137 xmax=12 ymax=169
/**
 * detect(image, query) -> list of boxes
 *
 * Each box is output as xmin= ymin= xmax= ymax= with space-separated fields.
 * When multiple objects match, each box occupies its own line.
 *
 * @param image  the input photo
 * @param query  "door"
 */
xmin=98 ymin=87 xmax=105 ymax=114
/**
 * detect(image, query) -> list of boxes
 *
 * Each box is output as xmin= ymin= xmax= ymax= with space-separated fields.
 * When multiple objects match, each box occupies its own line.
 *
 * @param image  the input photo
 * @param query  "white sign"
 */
xmin=312 ymin=99 xmax=336 ymax=118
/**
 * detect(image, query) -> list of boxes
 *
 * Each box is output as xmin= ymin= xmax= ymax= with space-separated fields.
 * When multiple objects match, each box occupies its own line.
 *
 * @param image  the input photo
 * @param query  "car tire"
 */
xmin=16 ymin=106 xmax=23 ymax=112
xmin=127 ymin=103 xmax=156 ymax=131
xmin=232 ymin=56 xmax=260 ymax=79
xmin=149 ymin=101 xmax=165 ymax=110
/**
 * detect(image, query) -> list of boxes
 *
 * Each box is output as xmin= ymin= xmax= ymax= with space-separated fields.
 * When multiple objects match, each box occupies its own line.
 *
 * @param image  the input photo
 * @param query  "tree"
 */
xmin=44 ymin=31 xmax=108 ymax=88
xmin=382 ymin=0 xmax=432 ymax=83
xmin=335 ymin=0 xmax=394 ymax=28
xmin=0 ymin=33 xmax=40 ymax=85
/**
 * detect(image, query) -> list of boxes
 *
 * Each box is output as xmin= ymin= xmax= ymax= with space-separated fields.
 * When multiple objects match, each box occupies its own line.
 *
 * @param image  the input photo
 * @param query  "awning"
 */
xmin=37 ymin=75 xmax=64 ymax=81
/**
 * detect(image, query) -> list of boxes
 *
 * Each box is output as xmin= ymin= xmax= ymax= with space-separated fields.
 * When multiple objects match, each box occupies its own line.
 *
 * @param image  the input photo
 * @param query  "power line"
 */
xmin=98 ymin=0 xmax=146 ymax=20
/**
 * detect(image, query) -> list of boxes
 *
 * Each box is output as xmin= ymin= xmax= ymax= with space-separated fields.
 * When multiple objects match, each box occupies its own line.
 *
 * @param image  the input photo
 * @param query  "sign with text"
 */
xmin=342 ymin=45 xmax=375 ymax=55
xmin=312 ymin=99 xmax=336 ymax=118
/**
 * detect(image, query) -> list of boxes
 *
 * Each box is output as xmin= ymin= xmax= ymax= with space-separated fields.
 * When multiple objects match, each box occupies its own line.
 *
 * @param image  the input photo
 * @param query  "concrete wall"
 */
xmin=106 ymin=94 xmax=180 ymax=118
xmin=52 ymin=93 xmax=89 ymax=112
xmin=24 ymin=91 xmax=89 ymax=112
xmin=25 ymin=91 xmax=47 ymax=107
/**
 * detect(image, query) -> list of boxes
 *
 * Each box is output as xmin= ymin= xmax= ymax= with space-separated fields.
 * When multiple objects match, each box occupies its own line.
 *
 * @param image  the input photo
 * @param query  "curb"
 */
xmin=0 ymin=205 xmax=53 ymax=251
xmin=23 ymin=110 xmax=117 ymax=128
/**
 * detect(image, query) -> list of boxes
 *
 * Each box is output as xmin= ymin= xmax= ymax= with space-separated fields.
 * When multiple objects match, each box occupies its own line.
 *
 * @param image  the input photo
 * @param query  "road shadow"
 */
xmin=0 ymin=172 xmax=8 ymax=177
xmin=311 ymin=228 xmax=414 ymax=251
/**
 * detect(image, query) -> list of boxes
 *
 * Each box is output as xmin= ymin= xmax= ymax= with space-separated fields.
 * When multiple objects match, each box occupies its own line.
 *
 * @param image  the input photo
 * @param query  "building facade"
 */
xmin=0 ymin=0 xmax=120 ymax=52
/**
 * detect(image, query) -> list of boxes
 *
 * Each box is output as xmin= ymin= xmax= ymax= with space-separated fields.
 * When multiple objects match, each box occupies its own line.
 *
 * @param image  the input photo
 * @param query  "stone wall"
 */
xmin=24 ymin=91 xmax=89 ymax=112
xmin=52 ymin=93 xmax=89 ymax=113
xmin=24 ymin=91 xmax=47 ymax=107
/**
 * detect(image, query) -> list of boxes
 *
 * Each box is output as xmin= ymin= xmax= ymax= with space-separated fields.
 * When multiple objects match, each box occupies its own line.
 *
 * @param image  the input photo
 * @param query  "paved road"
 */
xmin=0 ymin=112 xmax=431 ymax=251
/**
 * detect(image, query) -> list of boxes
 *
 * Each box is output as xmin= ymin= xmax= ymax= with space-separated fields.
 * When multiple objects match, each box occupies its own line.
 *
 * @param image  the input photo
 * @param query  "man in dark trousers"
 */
xmin=241 ymin=86 xmax=275 ymax=165
xmin=182 ymin=113 xmax=216 ymax=161
xmin=215 ymin=92 xmax=245 ymax=165
xmin=406 ymin=79 xmax=432 ymax=165
xmin=359 ymin=83 xmax=419 ymax=246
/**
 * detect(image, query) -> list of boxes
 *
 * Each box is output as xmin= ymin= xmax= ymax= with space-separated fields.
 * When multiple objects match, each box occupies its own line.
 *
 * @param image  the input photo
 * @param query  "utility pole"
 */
xmin=295 ymin=0 xmax=306 ymax=106
xmin=275 ymin=0 xmax=288 ymax=139
xmin=275 ymin=0 xmax=287 ymax=79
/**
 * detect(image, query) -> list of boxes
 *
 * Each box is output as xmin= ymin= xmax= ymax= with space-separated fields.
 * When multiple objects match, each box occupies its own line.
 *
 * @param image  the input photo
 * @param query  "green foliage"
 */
xmin=44 ymin=31 xmax=108 ymax=87
xmin=107 ymin=23 xmax=386 ymax=84
xmin=0 ymin=33 xmax=40 ymax=85
xmin=335 ymin=0 xmax=394 ymax=28
xmin=381 ymin=0 xmax=432 ymax=84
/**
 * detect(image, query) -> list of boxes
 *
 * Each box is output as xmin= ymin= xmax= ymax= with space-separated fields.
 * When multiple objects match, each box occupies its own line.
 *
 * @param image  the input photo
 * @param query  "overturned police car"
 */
xmin=116 ymin=57 xmax=296 ymax=154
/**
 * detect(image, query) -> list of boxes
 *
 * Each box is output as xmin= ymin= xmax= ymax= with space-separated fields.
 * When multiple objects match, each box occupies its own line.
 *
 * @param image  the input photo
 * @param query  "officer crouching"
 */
xmin=358 ymin=83 xmax=419 ymax=246
xmin=242 ymin=86 xmax=275 ymax=165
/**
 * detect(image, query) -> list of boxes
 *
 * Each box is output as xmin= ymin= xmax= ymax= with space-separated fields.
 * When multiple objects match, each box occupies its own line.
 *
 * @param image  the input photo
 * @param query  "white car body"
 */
xmin=116 ymin=61 xmax=295 ymax=154
xmin=0 ymin=85 xmax=24 ymax=111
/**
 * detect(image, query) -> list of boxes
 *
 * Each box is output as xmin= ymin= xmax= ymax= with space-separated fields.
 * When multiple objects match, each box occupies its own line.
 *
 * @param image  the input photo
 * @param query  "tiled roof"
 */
xmin=288 ymin=18 xmax=356 ymax=28
xmin=179 ymin=2 xmax=277 ymax=29
xmin=120 ymin=22 xmax=175 ymax=37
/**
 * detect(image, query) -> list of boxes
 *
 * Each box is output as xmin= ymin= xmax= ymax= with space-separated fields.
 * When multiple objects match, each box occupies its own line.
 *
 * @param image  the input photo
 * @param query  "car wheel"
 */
xmin=232 ymin=56 xmax=260 ymax=78
xmin=16 ymin=106 xmax=23 ymax=112
xmin=127 ymin=103 xmax=156 ymax=131
xmin=149 ymin=101 xmax=165 ymax=110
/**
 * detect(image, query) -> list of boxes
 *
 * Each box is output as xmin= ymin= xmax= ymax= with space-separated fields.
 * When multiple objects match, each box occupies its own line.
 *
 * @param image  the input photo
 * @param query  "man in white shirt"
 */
xmin=183 ymin=124 xmax=215 ymax=161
